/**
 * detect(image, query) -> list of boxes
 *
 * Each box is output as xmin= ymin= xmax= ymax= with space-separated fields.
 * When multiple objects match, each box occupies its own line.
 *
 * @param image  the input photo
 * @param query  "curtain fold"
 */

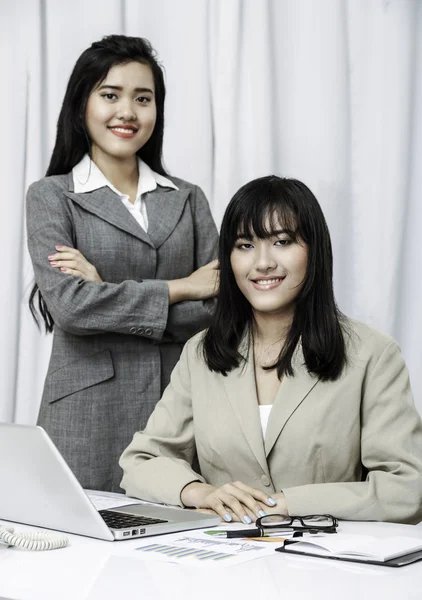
xmin=2 ymin=0 xmax=421 ymax=422
xmin=347 ymin=0 xmax=418 ymax=333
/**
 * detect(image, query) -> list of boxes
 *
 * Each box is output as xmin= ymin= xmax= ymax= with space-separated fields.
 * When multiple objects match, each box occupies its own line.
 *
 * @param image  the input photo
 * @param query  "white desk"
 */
xmin=1 ymin=520 xmax=422 ymax=600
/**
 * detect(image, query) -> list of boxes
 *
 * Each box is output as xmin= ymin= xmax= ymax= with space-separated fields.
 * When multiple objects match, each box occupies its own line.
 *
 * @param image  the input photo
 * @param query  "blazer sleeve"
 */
xmin=119 ymin=339 xmax=205 ymax=505
xmin=165 ymin=185 xmax=219 ymax=342
xmin=26 ymin=179 xmax=170 ymax=339
xmin=282 ymin=341 xmax=422 ymax=524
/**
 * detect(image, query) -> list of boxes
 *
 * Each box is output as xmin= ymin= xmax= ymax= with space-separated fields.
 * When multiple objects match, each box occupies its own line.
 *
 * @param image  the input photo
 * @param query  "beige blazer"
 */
xmin=120 ymin=319 xmax=422 ymax=524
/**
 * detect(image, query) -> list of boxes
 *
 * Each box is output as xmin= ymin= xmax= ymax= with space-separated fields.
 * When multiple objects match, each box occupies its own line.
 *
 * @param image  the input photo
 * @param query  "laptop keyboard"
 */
xmin=99 ymin=509 xmax=169 ymax=529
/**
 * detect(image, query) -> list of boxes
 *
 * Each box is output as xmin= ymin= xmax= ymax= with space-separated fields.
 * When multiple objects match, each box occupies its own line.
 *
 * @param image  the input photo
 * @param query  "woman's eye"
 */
xmin=238 ymin=243 xmax=254 ymax=250
xmin=101 ymin=93 xmax=117 ymax=101
xmin=136 ymin=96 xmax=151 ymax=104
xmin=275 ymin=239 xmax=291 ymax=246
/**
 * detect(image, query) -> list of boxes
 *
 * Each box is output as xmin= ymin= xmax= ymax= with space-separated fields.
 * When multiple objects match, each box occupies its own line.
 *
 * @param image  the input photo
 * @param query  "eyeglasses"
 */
xmin=256 ymin=513 xmax=338 ymax=535
xmin=217 ymin=514 xmax=338 ymax=539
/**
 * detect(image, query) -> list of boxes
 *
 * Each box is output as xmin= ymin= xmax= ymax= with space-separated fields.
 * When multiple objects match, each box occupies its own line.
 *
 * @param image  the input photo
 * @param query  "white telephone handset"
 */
xmin=0 ymin=524 xmax=68 ymax=551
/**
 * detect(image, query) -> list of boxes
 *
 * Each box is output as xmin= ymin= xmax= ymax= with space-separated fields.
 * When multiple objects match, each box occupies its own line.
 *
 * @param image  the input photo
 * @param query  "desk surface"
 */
xmin=1 ymin=519 xmax=422 ymax=600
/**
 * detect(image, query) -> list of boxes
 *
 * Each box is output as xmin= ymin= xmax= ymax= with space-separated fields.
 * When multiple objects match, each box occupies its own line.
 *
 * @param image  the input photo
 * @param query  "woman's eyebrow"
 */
xmin=271 ymin=229 xmax=291 ymax=235
xmin=97 ymin=84 xmax=154 ymax=94
xmin=234 ymin=227 xmax=296 ymax=242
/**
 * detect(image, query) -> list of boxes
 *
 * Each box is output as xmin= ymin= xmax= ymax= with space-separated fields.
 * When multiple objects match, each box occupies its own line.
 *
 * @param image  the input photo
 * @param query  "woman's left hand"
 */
xmin=48 ymin=246 xmax=102 ymax=283
xmin=263 ymin=492 xmax=288 ymax=515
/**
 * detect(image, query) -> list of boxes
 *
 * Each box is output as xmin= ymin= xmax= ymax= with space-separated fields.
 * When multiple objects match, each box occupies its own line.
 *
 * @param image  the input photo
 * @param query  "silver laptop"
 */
xmin=0 ymin=423 xmax=220 ymax=541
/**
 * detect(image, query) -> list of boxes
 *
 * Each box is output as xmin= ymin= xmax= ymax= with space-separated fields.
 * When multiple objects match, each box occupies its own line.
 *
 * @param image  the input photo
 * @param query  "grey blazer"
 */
xmin=26 ymin=173 xmax=218 ymax=492
xmin=120 ymin=320 xmax=422 ymax=524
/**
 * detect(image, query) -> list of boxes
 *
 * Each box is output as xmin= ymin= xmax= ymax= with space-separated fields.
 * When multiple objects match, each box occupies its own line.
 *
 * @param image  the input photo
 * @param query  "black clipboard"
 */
xmin=275 ymin=539 xmax=422 ymax=568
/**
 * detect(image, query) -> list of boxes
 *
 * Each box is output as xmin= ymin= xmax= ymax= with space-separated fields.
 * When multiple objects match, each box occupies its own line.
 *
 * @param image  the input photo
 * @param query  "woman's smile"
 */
xmin=250 ymin=276 xmax=286 ymax=291
xmin=108 ymin=125 xmax=139 ymax=138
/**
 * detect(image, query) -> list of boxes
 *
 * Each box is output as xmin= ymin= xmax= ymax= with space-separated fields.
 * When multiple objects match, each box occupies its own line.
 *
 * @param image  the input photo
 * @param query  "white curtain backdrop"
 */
xmin=1 ymin=0 xmax=421 ymax=424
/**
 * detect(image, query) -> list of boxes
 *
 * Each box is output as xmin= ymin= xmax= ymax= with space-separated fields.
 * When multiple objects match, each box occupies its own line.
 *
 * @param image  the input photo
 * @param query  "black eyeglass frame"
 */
xmin=255 ymin=513 xmax=338 ymax=535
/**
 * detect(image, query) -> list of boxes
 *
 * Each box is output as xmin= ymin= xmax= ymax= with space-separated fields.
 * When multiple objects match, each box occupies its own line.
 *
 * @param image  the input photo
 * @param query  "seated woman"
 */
xmin=120 ymin=175 xmax=422 ymax=525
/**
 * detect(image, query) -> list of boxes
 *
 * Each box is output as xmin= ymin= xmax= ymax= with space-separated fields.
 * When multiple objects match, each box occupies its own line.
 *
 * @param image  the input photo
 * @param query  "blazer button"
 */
xmin=129 ymin=327 xmax=137 ymax=334
xmin=145 ymin=328 xmax=153 ymax=336
xmin=137 ymin=327 xmax=145 ymax=335
xmin=261 ymin=474 xmax=271 ymax=487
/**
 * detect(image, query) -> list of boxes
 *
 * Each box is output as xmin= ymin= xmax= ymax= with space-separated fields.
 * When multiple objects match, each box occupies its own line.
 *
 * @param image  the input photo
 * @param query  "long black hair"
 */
xmin=202 ymin=175 xmax=347 ymax=381
xmin=29 ymin=34 xmax=167 ymax=332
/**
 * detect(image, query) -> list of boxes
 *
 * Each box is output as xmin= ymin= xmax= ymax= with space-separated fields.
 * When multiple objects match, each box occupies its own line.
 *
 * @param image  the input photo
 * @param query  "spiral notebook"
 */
xmin=276 ymin=533 xmax=422 ymax=568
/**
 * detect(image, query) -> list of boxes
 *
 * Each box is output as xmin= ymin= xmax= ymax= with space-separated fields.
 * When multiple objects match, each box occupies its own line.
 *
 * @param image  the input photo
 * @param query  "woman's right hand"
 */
xmin=48 ymin=246 xmax=102 ymax=283
xmin=180 ymin=481 xmax=277 ymax=524
xmin=168 ymin=259 xmax=219 ymax=304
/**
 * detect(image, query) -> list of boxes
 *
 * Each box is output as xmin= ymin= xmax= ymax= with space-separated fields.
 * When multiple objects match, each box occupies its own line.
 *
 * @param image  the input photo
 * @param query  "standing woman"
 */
xmin=26 ymin=35 xmax=219 ymax=492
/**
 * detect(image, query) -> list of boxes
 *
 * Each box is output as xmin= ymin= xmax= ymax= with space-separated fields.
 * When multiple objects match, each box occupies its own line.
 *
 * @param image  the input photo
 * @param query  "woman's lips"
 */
xmin=250 ymin=277 xmax=285 ymax=291
xmin=108 ymin=126 xmax=138 ymax=138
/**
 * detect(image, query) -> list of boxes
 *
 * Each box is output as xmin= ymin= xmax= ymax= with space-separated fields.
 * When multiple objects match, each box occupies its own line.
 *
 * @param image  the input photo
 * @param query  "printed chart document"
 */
xmin=126 ymin=524 xmax=285 ymax=566
xmin=280 ymin=533 xmax=422 ymax=562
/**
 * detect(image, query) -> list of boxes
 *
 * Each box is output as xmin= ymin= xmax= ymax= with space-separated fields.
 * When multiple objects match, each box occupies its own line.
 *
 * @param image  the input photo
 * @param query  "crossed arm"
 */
xmin=47 ymin=245 xmax=219 ymax=304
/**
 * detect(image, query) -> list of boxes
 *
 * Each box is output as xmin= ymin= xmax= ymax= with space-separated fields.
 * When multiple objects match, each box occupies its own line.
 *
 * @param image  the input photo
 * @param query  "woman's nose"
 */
xmin=255 ymin=247 xmax=277 ymax=271
xmin=116 ymin=100 xmax=136 ymax=121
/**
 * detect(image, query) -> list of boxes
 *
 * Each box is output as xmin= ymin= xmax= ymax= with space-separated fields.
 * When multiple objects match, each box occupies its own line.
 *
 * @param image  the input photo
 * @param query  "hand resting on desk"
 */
xmin=181 ymin=481 xmax=287 ymax=523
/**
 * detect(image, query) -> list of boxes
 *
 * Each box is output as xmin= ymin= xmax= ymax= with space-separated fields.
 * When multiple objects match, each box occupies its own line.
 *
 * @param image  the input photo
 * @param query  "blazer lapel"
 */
xmin=264 ymin=344 xmax=319 ymax=456
xmin=223 ymin=334 xmax=270 ymax=475
xmin=145 ymin=187 xmax=190 ymax=249
xmin=65 ymin=175 xmax=190 ymax=248
xmin=64 ymin=179 xmax=153 ymax=246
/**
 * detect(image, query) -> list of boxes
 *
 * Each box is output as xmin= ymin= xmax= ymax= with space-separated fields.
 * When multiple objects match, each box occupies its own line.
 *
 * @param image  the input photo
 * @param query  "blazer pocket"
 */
xmin=47 ymin=349 xmax=114 ymax=403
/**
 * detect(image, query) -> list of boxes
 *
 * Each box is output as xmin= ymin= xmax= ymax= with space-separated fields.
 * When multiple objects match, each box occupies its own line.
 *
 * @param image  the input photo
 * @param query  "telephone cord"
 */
xmin=0 ymin=525 xmax=68 ymax=551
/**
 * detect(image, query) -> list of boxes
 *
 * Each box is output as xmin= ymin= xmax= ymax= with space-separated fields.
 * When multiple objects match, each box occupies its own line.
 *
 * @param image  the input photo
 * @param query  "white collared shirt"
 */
xmin=72 ymin=154 xmax=179 ymax=232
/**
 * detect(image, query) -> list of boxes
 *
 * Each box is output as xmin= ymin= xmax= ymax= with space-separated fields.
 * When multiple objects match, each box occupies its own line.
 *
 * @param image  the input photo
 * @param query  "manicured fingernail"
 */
xmin=223 ymin=513 xmax=232 ymax=522
xmin=267 ymin=497 xmax=276 ymax=506
xmin=50 ymin=262 xmax=57 ymax=266
xmin=48 ymin=255 xmax=54 ymax=260
xmin=60 ymin=268 xmax=67 ymax=272
xmin=243 ymin=516 xmax=252 ymax=524
xmin=258 ymin=510 xmax=266 ymax=517
xmin=55 ymin=245 xmax=62 ymax=249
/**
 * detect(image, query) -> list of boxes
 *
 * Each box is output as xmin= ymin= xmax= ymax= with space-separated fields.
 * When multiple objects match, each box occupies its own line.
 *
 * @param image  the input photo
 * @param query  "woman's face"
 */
xmin=85 ymin=61 xmax=157 ymax=164
xmin=230 ymin=216 xmax=308 ymax=320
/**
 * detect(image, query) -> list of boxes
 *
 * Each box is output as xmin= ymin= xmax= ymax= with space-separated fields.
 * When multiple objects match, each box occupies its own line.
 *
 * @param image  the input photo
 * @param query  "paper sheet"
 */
xmin=84 ymin=489 xmax=150 ymax=511
xmin=130 ymin=528 xmax=282 ymax=566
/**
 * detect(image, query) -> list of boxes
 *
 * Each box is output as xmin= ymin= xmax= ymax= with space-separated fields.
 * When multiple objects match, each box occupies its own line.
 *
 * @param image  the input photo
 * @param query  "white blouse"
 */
xmin=72 ymin=154 xmax=179 ymax=232
xmin=259 ymin=405 xmax=272 ymax=438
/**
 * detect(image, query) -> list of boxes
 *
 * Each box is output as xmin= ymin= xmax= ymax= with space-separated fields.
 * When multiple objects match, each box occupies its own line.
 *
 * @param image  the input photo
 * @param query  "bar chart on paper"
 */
xmin=134 ymin=533 xmax=276 ymax=566
xmin=138 ymin=542 xmax=234 ymax=561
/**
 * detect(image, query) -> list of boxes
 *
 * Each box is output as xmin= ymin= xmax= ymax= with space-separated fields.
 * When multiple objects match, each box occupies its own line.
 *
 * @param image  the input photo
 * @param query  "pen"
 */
xmin=204 ymin=528 xmax=289 ymax=539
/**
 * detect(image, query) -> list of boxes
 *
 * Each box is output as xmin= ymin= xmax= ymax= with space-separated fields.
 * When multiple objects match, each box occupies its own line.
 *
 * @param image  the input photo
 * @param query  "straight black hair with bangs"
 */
xmin=202 ymin=175 xmax=347 ymax=381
